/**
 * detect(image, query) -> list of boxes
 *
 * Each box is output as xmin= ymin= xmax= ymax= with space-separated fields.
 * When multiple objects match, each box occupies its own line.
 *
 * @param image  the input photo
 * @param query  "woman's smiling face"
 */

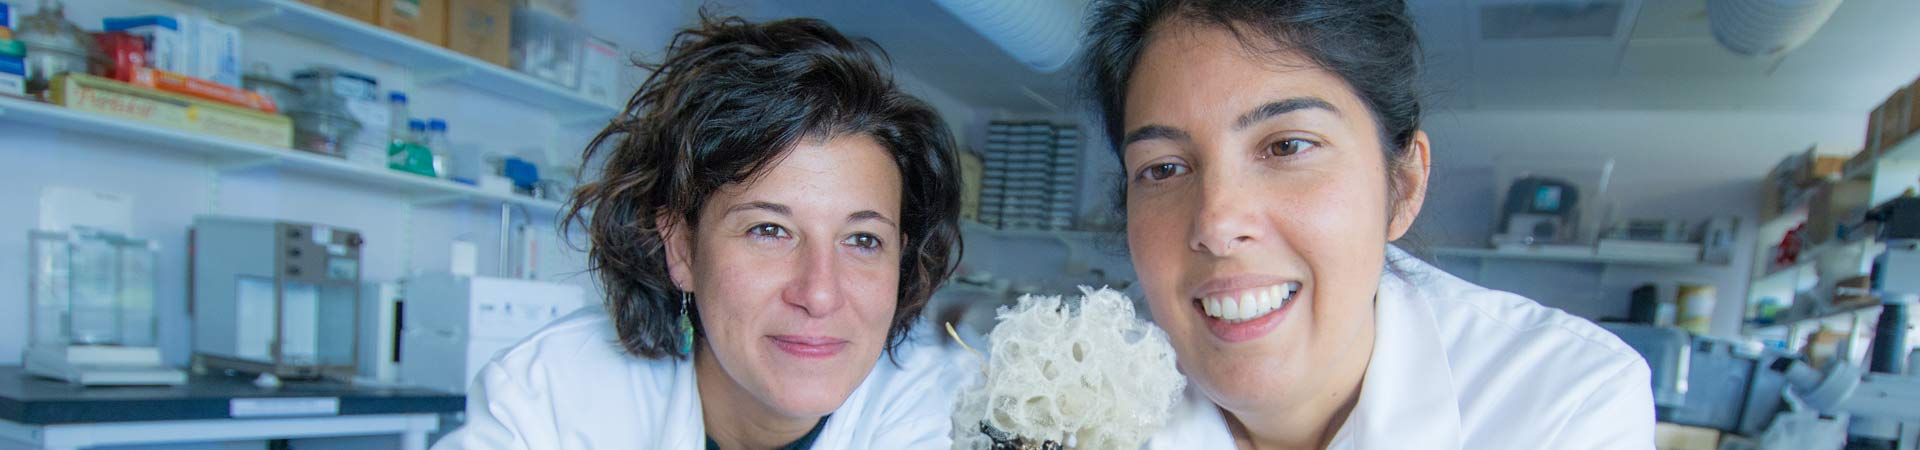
xmin=1120 ymin=23 xmax=1427 ymax=417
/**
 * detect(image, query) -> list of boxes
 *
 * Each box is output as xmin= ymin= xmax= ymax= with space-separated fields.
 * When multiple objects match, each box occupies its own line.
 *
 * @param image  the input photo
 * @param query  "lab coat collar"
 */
xmin=664 ymin=357 xmax=706 ymax=447
xmin=1149 ymin=248 xmax=1465 ymax=450
xmin=663 ymin=352 xmax=883 ymax=449
xmin=1331 ymin=252 xmax=1465 ymax=449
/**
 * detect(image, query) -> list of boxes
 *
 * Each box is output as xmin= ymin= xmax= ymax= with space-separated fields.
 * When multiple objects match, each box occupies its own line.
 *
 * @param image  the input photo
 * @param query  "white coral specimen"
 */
xmin=951 ymin=286 xmax=1186 ymax=450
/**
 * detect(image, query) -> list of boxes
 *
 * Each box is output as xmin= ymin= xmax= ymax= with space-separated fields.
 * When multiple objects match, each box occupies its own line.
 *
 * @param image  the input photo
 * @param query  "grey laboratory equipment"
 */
xmin=1606 ymin=222 xmax=1920 ymax=450
xmin=23 ymin=229 xmax=185 ymax=386
xmin=1608 ymin=323 xmax=1920 ymax=450
xmin=189 ymin=216 xmax=363 ymax=381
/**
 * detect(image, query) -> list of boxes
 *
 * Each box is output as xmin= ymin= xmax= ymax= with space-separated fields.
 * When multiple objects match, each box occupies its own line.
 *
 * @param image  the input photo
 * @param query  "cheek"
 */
xmin=1128 ymin=192 xmax=1201 ymax=327
xmin=691 ymin=244 xmax=787 ymax=330
xmin=844 ymin=262 xmax=901 ymax=332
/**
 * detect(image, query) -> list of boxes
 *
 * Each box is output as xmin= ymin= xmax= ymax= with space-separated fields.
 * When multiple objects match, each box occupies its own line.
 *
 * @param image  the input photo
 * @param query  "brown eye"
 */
xmin=843 ymin=233 xmax=883 ymax=253
xmin=749 ymin=224 xmax=788 ymax=239
xmin=1266 ymin=139 xmax=1317 ymax=158
xmin=1137 ymin=163 xmax=1188 ymax=181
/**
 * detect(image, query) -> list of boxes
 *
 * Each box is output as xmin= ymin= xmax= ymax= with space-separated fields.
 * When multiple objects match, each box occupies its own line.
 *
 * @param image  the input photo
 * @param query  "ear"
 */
xmin=658 ymin=214 xmax=695 ymax=293
xmin=1387 ymin=130 xmax=1432 ymax=241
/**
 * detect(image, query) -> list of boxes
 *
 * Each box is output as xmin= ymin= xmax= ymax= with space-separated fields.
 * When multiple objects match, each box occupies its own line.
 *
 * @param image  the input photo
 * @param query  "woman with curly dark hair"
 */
xmin=432 ymin=13 xmax=968 ymax=450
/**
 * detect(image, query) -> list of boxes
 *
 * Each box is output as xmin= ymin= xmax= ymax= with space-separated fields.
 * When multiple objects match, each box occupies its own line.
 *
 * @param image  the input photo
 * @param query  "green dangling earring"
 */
xmin=679 ymin=292 xmax=695 ymax=354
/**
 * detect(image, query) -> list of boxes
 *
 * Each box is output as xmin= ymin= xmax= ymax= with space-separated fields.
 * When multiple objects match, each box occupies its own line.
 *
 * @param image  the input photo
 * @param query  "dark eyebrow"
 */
xmin=848 ymin=210 xmax=898 ymax=228
xmin=724 ymin=201 xmax=790 ymax=217
xmin=1120 ymin=97 xmax=1338 ymax=149
xmin=1234 ymin=97 xmax=1339 ymax=130
xmin=1121 ymin=125 xmax=1191 ymax=148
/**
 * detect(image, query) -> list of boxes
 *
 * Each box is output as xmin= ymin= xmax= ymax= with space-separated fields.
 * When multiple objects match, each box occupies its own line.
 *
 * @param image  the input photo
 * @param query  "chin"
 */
xmin=766 ymin=381 xmax=859 ymax=417
xmin=1192 ymin=351 xmax=1297 ymax=408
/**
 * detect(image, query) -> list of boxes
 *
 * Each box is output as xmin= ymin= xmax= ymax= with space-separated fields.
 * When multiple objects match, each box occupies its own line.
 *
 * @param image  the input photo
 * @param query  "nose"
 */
xmin=782 ymin=240 xmax=846 ymax=318
xmin=1188 ymin=170 xmax=1261 ymax=257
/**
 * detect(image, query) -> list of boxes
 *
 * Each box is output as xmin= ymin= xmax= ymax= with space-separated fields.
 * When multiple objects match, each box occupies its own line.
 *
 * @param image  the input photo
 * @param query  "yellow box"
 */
xmin=49 ymin=73 xmax=293 ymax=148
xmin=1655 ymin=423 xmax=1719 ymax=450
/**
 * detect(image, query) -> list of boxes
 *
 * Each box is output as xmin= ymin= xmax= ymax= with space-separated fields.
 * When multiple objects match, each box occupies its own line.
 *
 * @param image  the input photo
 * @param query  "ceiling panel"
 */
xmin=700 ymin=0 xmax=1920 ymax=113
xmin=1616 ymin=40 xmax=1774 ymax=77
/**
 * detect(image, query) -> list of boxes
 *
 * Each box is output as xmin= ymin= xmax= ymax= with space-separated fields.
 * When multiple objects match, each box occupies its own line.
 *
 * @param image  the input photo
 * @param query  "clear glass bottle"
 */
xmin=428 ymin=119 xmax=450 ymax=179
xmin=387 ymin=92 xmax=410 ymax=143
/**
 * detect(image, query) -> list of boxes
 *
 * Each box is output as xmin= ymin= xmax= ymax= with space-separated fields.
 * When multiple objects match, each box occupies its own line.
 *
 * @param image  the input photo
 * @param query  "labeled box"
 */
xmin=446 ymin=0 xmax=511 ymax=67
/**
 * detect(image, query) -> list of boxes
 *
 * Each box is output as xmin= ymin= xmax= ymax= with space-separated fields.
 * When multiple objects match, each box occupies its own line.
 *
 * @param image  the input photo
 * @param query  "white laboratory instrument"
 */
xmin=399 ymin=273 xmax=585 ymax=393
xmin=358 ymin=281 xmax=404 ymax=384
xmin=189 ymin=216 xmax=363 ymax=381
xmin=24 ymin=229 xmax=185 ymax=386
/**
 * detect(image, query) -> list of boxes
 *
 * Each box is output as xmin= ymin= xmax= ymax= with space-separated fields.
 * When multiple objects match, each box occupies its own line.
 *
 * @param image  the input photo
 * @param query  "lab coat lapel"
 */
xmin=1340 ymin=266 xmax=1465 ymax=449
xmin=662 ymin=358 xmax=707 ymax=449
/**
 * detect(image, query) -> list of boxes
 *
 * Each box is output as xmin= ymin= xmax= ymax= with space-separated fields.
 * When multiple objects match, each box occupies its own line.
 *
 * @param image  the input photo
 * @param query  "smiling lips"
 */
xmin=1192 ymin=280 xmax=1303 ymax=343
xmin=769 ymin=335 xmax=848 ymax=359
xmin=1201 ymin=282 xmax=1301 ymax=323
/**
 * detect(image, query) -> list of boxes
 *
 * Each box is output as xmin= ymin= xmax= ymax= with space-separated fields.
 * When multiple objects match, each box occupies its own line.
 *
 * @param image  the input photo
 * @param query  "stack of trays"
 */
xmin=977 ymin=121 xmax=1080 ymax=230
xmin=1048 ymin=126 xmax=1079 ymax=229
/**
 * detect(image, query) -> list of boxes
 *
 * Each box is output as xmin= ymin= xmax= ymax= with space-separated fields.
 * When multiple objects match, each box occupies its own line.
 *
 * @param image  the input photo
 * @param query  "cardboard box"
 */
xmin=1806 ymin=178 xmax=1871 ymax=247
xmin=1867 ymin=100 xmax=1886 ymax=155
xmin=301 ymin=0 xmax=379 ymax=24
xmin=49 ymin=74 xmax=292 ymax=147
xmin=379 ymin=0 xmax=446 ymax=46
xmin=1880 ymin=89 xmax=1911 ymax=155
xmin=1655 ymin=423 xmax=1720 ymax=450
xmin=1910 ymin=79 xmax=1920 ymax=137
xmin=189 ymin=17 xmax=243 ymax=88
xmin=446 ymin=0 xmax=510 ymax=67
xmin=102 ymin=15 xmax=242 ymax=88
xmin=510 ymin=0 xmax=575 ymax=19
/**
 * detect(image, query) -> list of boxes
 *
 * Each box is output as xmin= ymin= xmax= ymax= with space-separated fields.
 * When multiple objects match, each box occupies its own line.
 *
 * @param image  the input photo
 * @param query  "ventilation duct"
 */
xmin=931 ymin=0 xmax=1084 ymax=73
xmin=1707 ymin=0 xmax=1844 ymax=58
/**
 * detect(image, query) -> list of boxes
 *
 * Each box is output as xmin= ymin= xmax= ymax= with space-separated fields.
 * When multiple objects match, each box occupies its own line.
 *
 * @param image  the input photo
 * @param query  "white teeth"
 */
xmin=1200 ymin=283 xmax=1303 ymax=321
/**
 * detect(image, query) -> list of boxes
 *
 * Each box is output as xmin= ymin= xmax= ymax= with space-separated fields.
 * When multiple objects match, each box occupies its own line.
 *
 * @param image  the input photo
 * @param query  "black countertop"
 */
xmin=0 ymin=367 xmax=464 ymax=424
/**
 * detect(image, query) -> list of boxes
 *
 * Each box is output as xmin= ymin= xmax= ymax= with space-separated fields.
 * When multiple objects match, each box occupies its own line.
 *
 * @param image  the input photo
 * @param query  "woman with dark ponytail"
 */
xmin=1080 ymin=1 xmax=1656 ymax=448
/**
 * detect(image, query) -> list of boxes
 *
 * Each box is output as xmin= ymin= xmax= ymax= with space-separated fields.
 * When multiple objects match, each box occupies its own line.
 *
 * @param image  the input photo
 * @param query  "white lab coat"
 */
xmin=1148 ymin=248 xmax=1656 ymax=449
xmin=430 ymin=308 xmax=973 ymax=450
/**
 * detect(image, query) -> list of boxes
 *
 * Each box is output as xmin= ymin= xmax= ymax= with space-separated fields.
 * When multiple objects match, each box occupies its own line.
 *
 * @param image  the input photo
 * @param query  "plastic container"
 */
xmin=287 ymin=107 xmax=361 ymax=157
xmin=509 ymin=5 xmax=582 ymax=89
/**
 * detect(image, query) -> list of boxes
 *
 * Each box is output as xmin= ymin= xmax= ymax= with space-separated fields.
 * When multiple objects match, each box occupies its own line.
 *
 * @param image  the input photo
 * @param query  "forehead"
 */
xmin=1123 ymin=23 xmax=1369 ymax=128
xmin=710 ymin=133 xmax=904 ymax=216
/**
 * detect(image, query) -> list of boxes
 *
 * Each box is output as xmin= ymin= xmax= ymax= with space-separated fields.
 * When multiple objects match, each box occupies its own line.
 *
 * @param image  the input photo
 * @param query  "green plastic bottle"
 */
xmin=389 ymin=119 xmax=437 ymax=177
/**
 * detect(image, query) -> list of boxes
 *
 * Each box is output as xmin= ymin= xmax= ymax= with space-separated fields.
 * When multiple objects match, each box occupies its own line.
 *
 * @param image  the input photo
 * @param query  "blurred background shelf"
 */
xmin=1432 ymin=245 xmax=1719 ymax=268
xmin=0 ymin=97 xmax=565 ymax=214
xmin=182 ymin=0 xmax=621 ymax=121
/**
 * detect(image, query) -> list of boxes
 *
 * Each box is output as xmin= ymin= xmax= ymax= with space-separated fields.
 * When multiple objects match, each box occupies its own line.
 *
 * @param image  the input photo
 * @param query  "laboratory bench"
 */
xmin=0 ymin=367 xmax=462 ymax=450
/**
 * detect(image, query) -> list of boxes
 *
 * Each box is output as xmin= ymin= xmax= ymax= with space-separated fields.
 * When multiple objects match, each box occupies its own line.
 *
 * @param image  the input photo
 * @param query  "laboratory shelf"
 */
xmin=1431 ymin=245 xmax=1718 ymax=268
xmin=1844 ymin=131 xmax=1920 ymax=179
xmin=181 ymin=0 xmax=621 ymax=122
xmin=0 ymin=97 xmax=567 ymax=215
xmin=960 ymin=221 xmax=1118 ymax=242
xmin=1748 ymin=303 xmax=1882 ymax=334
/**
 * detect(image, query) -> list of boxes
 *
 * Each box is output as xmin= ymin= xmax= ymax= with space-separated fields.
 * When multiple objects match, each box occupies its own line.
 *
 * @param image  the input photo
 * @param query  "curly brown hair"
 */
xmin=562 ymin=13 xmax=963 ymax=360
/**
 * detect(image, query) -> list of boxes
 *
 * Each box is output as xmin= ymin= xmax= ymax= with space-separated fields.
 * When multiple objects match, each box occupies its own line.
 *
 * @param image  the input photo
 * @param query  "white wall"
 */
xmin=0 ymin=0 xmax=703 ymax=448
xmin=1416 ymin=108 xmax=1867 ymax=338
